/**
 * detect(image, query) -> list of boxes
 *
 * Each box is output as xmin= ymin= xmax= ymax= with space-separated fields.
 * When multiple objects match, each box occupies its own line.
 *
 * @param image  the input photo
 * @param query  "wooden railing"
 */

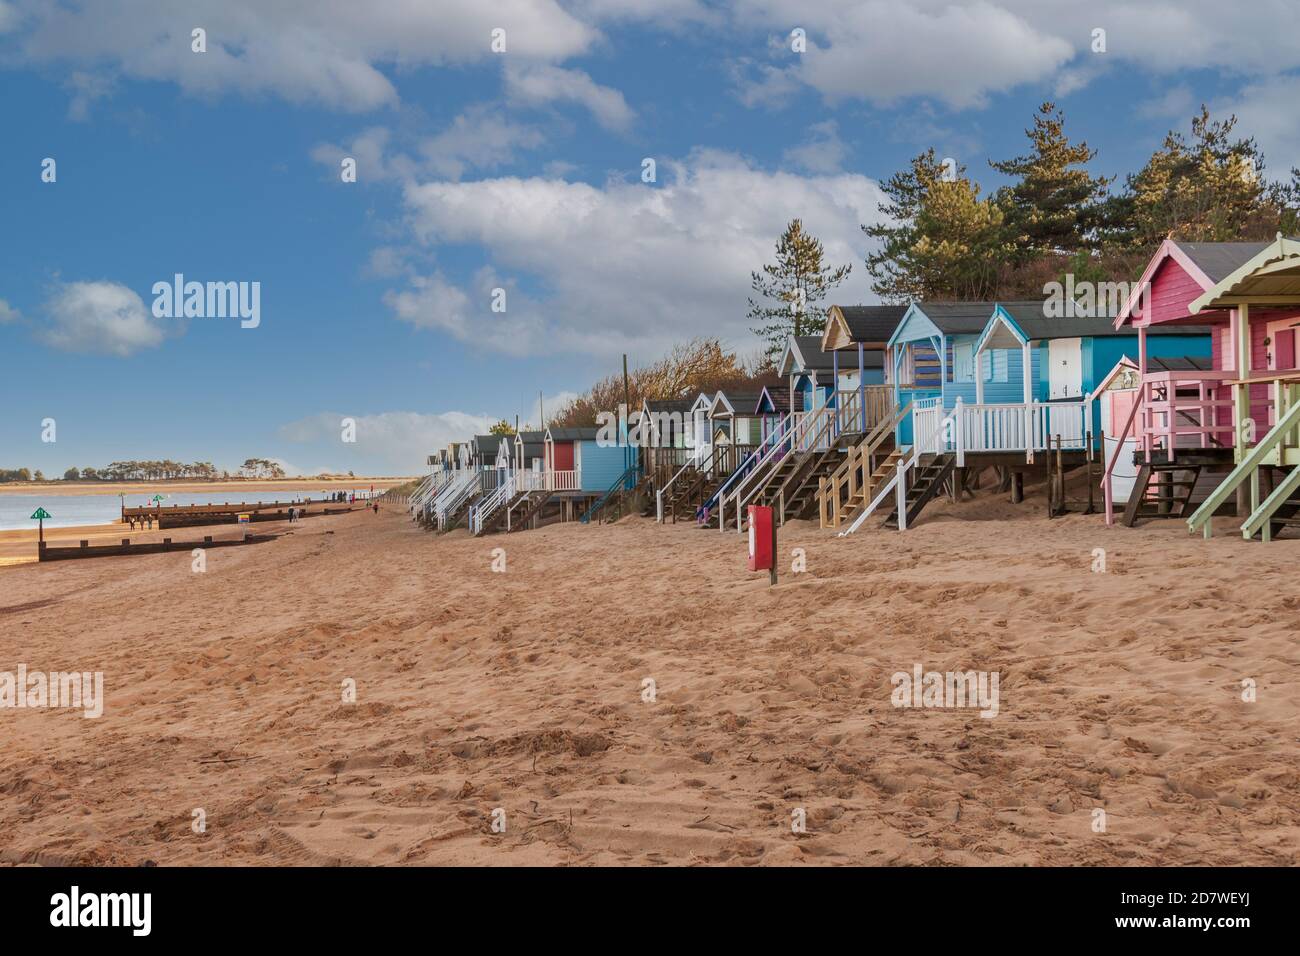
xmin=546 ymin=469 xmax=580 ymax=491
xmin=819 ymin=402 xmax=911 ymax=529
xmin=841 ymin=404 xmax=962 ymax=535
xmin=655 ymin=443 xmax=710 ymax=522
xmin=910 ymin=397 xmax=1092 ymax=461
xmin=721 ymin=406 xmax=830 ymax=532
xmin=434 ymin=470 xmax=479 ymax=531
xmin=1188 ymin=385 xmax=1300 ymax=539
xmin=1138 ymin=371 xmax=1235 ymax=461
xmin=833 ymin=385 xmax=894 ymax=435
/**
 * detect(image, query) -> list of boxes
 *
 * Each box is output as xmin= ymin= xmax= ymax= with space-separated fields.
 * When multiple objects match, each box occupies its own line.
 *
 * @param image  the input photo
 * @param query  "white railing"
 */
xmin=515 ymin=469 xmax=545 ymax=492
xmin=434 ymin=470 xmax=478 ymax=531
xmin=410 ymin=469 xmax=456 ymax=515
xmin=838 ymin=397 xmax=1094 ymax=535
xmin=470 ymin=472 xmax=517 ymax=535
xmin=917 ymin=398 xmax=1090 ymax=460
xmin=840 ymin=403 xmax=958 ymax=535
xmin=722 ymin=406 xmax=831 ymax=533
xmin=912 ymin=397 xmax=943 ymax=455
xmin=546 ymin=469 xmax=580 ymax=491
xmin=711 ymin=410 xmax=795 ymax=532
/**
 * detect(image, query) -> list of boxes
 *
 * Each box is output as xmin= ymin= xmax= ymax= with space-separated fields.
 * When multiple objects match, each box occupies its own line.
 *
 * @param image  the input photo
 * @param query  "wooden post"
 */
xmin=1085 ymin=430 xmax=1096 ymax=514
xmin=1057 ymin=435 xmax=1065 ymax=513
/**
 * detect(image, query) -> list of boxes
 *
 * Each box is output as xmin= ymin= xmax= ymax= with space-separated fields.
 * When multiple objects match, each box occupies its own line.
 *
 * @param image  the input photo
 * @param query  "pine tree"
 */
xmin=748 ymin=219 xmax=851 ymax=361
xmin=864 ymin=150 xmax=1011 ymax=301
xmin=1101 ymin=106 xmax=1283 ymax=251
xmin=991 ymin=102 xmax=1111 ymax=262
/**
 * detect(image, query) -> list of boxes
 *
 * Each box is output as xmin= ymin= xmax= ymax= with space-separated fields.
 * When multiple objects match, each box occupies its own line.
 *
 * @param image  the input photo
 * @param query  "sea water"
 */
xmin=0 ymin=489 xmax=374 ymax=531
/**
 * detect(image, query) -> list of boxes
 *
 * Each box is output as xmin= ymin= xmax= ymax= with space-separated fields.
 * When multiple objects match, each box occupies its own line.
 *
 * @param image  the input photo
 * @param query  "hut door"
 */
xmin=1048 ymin=338 xmax=1083 ymax=399
xmin=1274 ymin=328 xmax=1296 ymax=371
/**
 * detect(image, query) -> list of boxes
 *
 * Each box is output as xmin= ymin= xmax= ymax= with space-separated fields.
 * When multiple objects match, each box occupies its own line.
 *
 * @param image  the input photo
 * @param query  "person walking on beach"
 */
xmin=373 ymin=502 xmax=379 ymax=515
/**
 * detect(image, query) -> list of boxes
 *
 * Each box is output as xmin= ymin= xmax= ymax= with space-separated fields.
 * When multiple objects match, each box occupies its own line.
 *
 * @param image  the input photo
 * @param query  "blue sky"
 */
xmin=3 ymin=0 xmax=1299 ymax=476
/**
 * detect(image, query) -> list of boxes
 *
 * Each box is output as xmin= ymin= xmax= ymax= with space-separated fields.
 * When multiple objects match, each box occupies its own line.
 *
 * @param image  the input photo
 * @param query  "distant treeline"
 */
xmin=2 ymin=459 xmax=292 ymax=482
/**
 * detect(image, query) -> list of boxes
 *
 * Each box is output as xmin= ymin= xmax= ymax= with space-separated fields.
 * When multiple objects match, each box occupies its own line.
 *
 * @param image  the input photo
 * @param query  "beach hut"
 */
xmin=754 ymin=386 xmax=791 ymax=442
xmin=1106 ymin=237 xmax=1300 ymax=529
xmin=469 ymin=435 xmax=510 ymax=491
xmin=707 ymin=390 xmax=766 ymax=473
xmin=513 ymin=430 xmax=545 ymax=472
xmin=970 ymin=302 xmax=1211 ymax=446
xmin=820 ymin=304 xmax=905 ymax=434
xmin=778 ymin=335 xmax=837 ymax=416
xmin=639 ymin=397 xmax=694 ymax=480
xmin=543 ymin=426 xmax=634 ymax=494
xmin=1179 ymin=236 xmax=1300 ymax=539
xmin=886 ymin=303 xmax=994 ymax=445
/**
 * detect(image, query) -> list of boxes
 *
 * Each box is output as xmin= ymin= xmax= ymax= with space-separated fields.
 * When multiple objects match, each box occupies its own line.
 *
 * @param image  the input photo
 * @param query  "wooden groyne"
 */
xmin=121 ymin=499 xmax=367 ymax=529
xmin=38 ymin=532 xmax=277 ymax=562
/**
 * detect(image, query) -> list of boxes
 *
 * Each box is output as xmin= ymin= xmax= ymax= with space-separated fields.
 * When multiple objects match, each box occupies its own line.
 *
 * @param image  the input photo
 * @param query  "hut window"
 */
xmin=981 ymin=350 xmax=1008 ymax=383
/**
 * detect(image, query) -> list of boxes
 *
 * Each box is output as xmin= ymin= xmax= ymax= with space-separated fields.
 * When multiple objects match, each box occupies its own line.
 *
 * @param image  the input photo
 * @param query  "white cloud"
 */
xmin=782 ymin=120 xmax=849 ymax=174
xmin=279 ymin=410 xmax=496 ymax=473
xmin=503 ymin=62 xmax=635 ymax=131
xmin=417 ymin=106 xmax=546 ymax=179
xmin=312 ymin=108 xmax=546 ymax=184
xmin=40 ymin=281 xmax=169 ymax=357
xmin=1139 ymin=84 xmax=1197 ymax=121
xmin=9 ymin=0 xmax=597 ymax=112
xmin=64 ymin=71 xmax=115 ymax=120
xmin=391 ymin=150 xmax=887 ymax=357
xmin=310 ymin=127 xmax=415 ymax=183
xmin=733 ymin=1 xmax=1074 ymax=109
xmin=0 ymin=299 xmax=20 ymax=324
xmin=729 ymin=1 xmax=1300 ymax=107
xmin=382 ymin=271 xmax=475 ymax=338
xmin=1217 ymin=74 xmax=1300 ymax=181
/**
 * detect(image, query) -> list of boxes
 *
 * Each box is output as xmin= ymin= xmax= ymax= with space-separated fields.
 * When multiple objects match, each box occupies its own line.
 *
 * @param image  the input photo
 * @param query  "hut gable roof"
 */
xmin=545 ymin=426 xmax=599 ymax=442
xmin=823 ymin=304 xmax=910 ymax=350
xmin=995 ymin=301 xmax=1211 ymax=342
xmin=756 ymin=386 xmax=792 ymax=415
xmin=779 ymin=335 xmax=836 ymax=377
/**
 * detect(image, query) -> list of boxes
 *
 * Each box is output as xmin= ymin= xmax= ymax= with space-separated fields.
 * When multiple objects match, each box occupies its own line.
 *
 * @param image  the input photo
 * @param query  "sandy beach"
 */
xmin=1 ymin=495 xmax=1297 ymax=866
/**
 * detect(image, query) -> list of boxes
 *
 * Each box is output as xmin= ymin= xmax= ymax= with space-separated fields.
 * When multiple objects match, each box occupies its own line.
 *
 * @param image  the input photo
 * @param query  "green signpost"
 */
xmin=31 ymin=507 xmax=51 ymax=545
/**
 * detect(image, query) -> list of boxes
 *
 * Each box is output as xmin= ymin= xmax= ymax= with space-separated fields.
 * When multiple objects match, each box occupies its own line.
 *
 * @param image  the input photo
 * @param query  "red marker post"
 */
xmin=748 ymin=504 xmax=777 ymax=586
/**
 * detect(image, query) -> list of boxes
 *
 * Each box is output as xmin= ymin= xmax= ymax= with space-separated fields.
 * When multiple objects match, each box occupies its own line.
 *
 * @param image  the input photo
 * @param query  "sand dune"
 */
xmin=1 ymin=498 xmax=1297 ymax=866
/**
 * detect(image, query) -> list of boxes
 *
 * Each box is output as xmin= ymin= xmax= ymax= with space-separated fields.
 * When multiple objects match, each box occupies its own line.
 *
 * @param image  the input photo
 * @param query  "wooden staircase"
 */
xmin=883 ymin=453 xmax=956 ymax=529
xmin=1121 ymin=462 xmax=1204 ymax=527
xmin=506 ymin=490 xmax=553 ymax=532
xmin=777 ymin=446 xmax=849 ymax=521
xmin=817 ymin=406 xmax=907 ymax=530
xmin=442 ymin=492 xmax=479 ymax=532
xmin=822 ymin=447 xmax=902 ymax=529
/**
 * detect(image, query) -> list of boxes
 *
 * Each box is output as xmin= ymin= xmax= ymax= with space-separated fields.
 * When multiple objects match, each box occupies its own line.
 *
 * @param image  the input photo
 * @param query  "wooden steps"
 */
xmin=1122 ymin=462 xmax=1204 ymax=527
xmin=1248 ymin=466 xmax=1300 ymax=540
xmin=507 ymin=490 xmax=553 ymax=532
xmin=779 ymin=447 xmax=847 ymax=521
xmin=883 ymin=453 xmax=956 ymax=529
xmin=826 ymin=448 xmax=902 ymax=528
